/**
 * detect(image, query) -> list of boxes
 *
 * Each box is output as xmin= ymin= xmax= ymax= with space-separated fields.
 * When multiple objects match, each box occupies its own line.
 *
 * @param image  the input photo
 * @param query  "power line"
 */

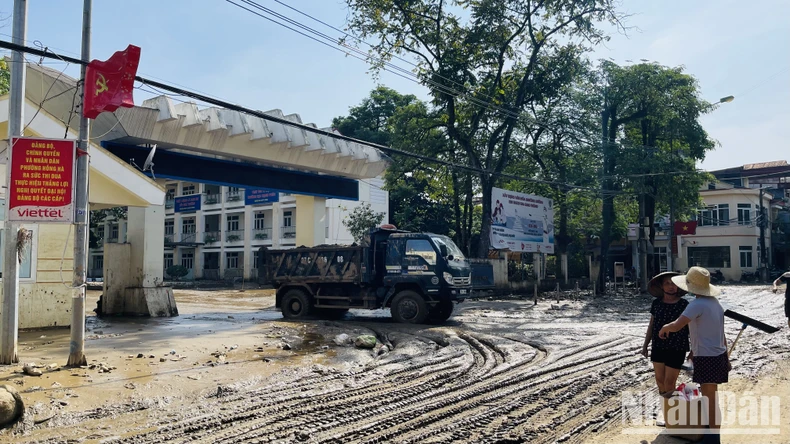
xmin=0 ymin=38 xmax=636 ymax=196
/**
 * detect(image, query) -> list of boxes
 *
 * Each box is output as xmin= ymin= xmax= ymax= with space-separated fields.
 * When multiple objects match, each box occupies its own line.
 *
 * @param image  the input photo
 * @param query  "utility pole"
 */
xmin=598 ymin=109 xmax=610 ymax=296
xmin=668 ymin=196 xmax=675 ymax=271
xmin=1 ymin=0 xmax=27 ymax=365
xmin=759 ymin=186 xmax=768 ymax=282
xmin=68 ymin=0 xmax=91 ymax=367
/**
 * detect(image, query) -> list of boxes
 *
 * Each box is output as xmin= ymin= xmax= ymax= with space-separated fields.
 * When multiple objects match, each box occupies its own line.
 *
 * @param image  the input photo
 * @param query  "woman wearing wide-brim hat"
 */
xmin=641 ymin=271 xmax=691 ymax=400
xmin=660 ymin=266 xmax=730 ymax=444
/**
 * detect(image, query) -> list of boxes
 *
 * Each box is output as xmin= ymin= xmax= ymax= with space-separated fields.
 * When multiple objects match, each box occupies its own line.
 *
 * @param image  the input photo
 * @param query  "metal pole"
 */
xmin=759 ymin=187 xmax=767 ymax=282
xmin=669 ymin=196 xmax=675 ymax=271
xmin=0 ymin=0 xmax=27 ymax=365
xmin=67 ymin=0 xmax=91 ymax=367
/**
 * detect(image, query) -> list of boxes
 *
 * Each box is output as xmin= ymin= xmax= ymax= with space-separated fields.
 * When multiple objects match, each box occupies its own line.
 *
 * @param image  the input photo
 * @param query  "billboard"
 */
xmin=490 ymin=187 xmax=554 ymax=253
xmin=174 ymin=195 xmax=201 ymax=213
xmin=8 ymin=137 xmax=76 ymax=223
xmin=245 ymin=189 xmax=279 ymax=205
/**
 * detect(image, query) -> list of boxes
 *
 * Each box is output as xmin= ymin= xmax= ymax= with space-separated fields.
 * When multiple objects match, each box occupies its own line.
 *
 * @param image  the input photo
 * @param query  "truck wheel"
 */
xmin=281 ymin=289 xmax=312 ymax=319
xmin=391 ymin=290 xmax=429 ymax=324
xmin=429 ymin=299 xmax=454 ymax=323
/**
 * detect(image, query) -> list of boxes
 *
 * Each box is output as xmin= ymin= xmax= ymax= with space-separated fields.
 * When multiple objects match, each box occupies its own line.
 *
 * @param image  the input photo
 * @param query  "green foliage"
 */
xmin=345 ymin=0 xmax=624 ymax=257
xmin=0 ymin=59 xmax=9 ymax=96
xmin=89 ymin=207 xmax=127 ymax=249
xmin=165 ymin=264 xmax=189 ymax=280
xmin=343 ymin=203 xmax=386 ymax=243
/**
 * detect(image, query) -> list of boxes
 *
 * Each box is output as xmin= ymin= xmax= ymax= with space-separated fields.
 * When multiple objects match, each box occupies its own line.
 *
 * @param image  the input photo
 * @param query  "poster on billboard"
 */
xmin=8 ymin=137 xmax=77 ymax=223
xmin=490 ymin=187 xmax=554 ymax=253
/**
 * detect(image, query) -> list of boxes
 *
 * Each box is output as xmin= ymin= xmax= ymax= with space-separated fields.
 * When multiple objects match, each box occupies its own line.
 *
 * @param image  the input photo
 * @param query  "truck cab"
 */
xmin=367 ymin=228 xmax=472 ymax=323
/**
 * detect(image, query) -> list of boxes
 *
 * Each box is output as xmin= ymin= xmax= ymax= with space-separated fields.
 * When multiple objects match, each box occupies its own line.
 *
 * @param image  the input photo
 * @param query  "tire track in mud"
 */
xmin=90 ymin=329 xmax=642 ymax=444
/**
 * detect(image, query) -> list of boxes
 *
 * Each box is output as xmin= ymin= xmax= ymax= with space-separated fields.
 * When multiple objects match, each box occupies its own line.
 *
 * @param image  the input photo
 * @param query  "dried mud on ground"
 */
xmin=0 ymin=285 xmax=788 ymax=443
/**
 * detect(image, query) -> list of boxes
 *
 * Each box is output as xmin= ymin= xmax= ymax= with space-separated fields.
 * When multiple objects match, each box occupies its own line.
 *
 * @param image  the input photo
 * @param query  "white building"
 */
xmin=631 ymin=181 xmax=773 ymax=282
xmin=89 ymin=178 xmax=388 ymax=281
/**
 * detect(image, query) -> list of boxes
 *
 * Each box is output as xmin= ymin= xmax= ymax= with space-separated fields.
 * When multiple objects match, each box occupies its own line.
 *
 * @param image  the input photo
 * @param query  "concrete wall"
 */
xmin=15 ymin=224 xmax=75 ymax=329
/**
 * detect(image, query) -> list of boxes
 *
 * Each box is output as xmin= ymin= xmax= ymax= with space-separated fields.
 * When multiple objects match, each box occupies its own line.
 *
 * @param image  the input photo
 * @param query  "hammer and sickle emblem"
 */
xmin=95 ymin=73 xmax=109 ymax=96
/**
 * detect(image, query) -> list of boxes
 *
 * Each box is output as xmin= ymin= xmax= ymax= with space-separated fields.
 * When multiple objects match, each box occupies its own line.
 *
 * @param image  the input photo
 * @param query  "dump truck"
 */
xmin=257 ymin=226 xmax=472 ymax=324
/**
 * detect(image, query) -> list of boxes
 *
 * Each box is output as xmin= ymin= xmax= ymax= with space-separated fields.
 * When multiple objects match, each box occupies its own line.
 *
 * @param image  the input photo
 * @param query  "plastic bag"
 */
xmin=675 ymin=382 xmax=700 ymax=400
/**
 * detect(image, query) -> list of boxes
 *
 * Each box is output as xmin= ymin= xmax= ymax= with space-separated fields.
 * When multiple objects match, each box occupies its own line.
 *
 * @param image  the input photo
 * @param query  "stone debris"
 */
xmin=23 ymin=363 xmax=43 ymax=377
xmin=354 ymin=335 xmax=377 ymax=349
xmin=333 ymin=334 xmax=352 ymax=346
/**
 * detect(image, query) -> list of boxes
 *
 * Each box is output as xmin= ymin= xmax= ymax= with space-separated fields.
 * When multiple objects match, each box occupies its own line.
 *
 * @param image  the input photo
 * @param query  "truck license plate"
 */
xmin=460 ymin=289 xmax=467 ymax=295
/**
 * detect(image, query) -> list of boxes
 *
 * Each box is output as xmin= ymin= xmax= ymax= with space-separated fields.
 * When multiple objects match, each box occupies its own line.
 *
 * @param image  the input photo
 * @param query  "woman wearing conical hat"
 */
xmin=660 ymin=266 xmax=730 ymax=444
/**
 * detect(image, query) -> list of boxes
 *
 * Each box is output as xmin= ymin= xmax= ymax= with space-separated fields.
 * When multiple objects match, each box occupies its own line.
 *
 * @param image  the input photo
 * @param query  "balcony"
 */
xmin=203 ymin=193 xmax=221 ymax=205
xmin=225 ymin=230 xmax=244 ymax=242
xmin=164 ymin=234 xmax=175 ymax=245
xmin=106 ymin=235 xmax=119 ymax=244
xmin=252 ymin=228 xmax=272 ymax=241
xmin=226 ymin=190 xmax=244 ymax=205
xmin=281 ymin=226 xmax=296 ymax=239
xmin=180 ymin=232 xmax=197 ymax=243
xmin=203 ymin=231 xmax=221 ymax=245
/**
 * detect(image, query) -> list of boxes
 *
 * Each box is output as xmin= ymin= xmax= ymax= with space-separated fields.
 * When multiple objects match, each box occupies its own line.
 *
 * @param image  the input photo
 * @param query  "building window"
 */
xmin=0 ymin=229 xmax=34 ymax=279
xmin=93 ymin=256 xmax=103 ymax=270
xmin=688 ymin=246 xmax=730 ymax=269
xmin=165 ymin=220 xmax=174 ymax=235
xmin=253 ymin=252 xmax=259 ymax=270
xmin=653 ymin=246 xmax=668 ymax=272
xmin=737 ymin=204 xmax=751 ymax=226
xmin=283 ymin=211 xmax=293 ymax=227
xmin=226 ymin=252 xmax=239 ymax=269
xmin=96 ymin=225 xmax=105 ymax=239
xmin=697 ymin=204 xmax=729 ymax=227
xmin=182 ymin=218 xmax=196 ymax=233
xmin=164 ymin=253 xmax=174 ymax=269
xmin=182 ymin=184 xmax=196 ymax=196
xmin=739 ymin=246 xmax=753 ymax=268
xmin=227 ymin=215 xmax=240 ymax=231
xmin=110 ymin=224 xmax=119 ymax=239
xmin=254 ymin=213 xmax=266 ymax=230
xmin=181 ymin=252 xmax=194 ymax=269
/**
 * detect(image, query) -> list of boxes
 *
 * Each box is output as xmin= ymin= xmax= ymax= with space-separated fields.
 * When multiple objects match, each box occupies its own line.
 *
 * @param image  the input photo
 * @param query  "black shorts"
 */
xmin=692 ymin=352 xmax=730 ymax=384
xmin=785 ymin=298 xmax=789 ymax=318
xmin=650 ymin=348 xmax=686 ymax=370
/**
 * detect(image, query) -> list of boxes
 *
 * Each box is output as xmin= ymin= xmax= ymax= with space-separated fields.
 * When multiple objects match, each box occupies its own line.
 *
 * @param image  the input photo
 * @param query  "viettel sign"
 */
xmin=8 ymin=137 xmax=77 ymax=223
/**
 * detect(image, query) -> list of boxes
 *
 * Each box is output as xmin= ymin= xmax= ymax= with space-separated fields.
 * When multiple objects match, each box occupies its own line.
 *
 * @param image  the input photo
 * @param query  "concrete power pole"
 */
xmin=759 ymin=187 xmax=768 ymax=282
xmin=1 ymin=0 xmax=27 ymax=365
xmin=67 ymin=0 xmax=92 ymax=367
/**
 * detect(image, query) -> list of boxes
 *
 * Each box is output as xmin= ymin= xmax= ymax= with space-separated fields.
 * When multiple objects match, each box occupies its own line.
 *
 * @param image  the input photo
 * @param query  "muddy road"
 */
xmin=3 ymin=285 xmax=788 ymax=443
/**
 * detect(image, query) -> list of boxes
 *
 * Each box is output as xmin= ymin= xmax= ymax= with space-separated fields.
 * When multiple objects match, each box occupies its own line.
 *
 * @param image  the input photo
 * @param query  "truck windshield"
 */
xmin=431 ymin=236 xmax=465 ymax=261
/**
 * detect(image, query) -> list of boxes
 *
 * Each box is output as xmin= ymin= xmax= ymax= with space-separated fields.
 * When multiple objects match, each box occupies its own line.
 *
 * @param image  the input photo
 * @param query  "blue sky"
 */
xmin=1 ymin=0 xmax=787 ymax=171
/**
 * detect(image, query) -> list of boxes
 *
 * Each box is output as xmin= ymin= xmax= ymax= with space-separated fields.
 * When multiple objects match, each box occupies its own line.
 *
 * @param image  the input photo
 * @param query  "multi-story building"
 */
xmin=89 ymin=178 xmax=388 ymax=281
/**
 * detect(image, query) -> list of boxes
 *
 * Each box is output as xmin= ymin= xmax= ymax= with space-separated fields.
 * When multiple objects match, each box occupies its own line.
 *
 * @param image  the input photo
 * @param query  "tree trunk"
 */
xmin=464 ymin=174 xmax=473 ymax=255
xmin=478 ymin=179 xmax=493 ymax=258
xmin=451 ymin=172 xmax=463 ymax=247
xmin=598 ymin=110 xmax=617 ymax=295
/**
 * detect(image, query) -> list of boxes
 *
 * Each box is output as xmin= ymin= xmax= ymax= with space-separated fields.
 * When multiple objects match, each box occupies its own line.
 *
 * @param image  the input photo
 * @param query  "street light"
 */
xmin=719 ymin=95 xmax=735 ymax=103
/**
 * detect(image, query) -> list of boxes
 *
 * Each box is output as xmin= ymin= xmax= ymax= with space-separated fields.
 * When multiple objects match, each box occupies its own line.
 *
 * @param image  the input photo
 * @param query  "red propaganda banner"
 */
xmin=83 ymin=44 xmax=141 ymax=119
xmin=673 ymin=221 xmax=697 ymax=236
xmin=8 ymin=137 xmax=77 ymax=223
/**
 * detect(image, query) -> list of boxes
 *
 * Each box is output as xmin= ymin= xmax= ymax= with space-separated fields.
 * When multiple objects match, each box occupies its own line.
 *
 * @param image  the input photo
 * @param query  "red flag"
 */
xmin=673 ymin=221 xmax=697 ymax=236
xmin=83 ymin=44 xmax=141 ymax=119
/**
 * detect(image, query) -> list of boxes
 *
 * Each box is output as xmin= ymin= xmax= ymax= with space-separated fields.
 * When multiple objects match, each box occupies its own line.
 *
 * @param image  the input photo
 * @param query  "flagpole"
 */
xmin=0 ymin=0 xmax=27 ymax=365
xmin=67 ymin=0 xmax=91 ymax=367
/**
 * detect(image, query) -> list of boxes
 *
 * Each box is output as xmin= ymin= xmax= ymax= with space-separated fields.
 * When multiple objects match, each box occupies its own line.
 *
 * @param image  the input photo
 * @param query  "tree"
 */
xmin=165 ymin=264 xmax=189 ymax=281
xmin=345 ymin=0 xmax=624 ymax=257
xmin=333 ymin=88 xmax=467 ymax=246
xmin=594 ymin=61 xmax=715 ymax=290
xmin=89 ymin=207 xmax=128 ymax=249
xmin=344 ymin=203 xmax=386 ymax=243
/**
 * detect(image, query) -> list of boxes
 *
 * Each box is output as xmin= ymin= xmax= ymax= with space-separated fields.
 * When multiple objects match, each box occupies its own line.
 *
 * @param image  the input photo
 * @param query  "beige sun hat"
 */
xmin=647 ymin=271 xmax=688 ymax=298
xmin=670 ymin=266 xmax=721 ymax=297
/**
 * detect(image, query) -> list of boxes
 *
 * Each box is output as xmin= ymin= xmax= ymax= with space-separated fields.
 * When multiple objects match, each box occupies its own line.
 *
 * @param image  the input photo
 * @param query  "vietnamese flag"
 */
xmin=83 ymin=44 xmax=141 ymax=119
xmin=674 ymin=221 xmax=697 ymax=235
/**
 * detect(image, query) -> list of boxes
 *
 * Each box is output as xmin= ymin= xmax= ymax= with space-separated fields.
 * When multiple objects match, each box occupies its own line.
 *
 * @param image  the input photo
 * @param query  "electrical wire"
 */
xmin=0 ymin=38 xmax=682 ymax=198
